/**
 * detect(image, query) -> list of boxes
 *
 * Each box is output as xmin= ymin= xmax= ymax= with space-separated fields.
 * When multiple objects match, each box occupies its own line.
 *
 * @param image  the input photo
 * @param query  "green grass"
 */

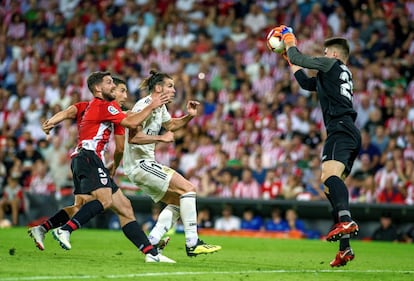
xmin=0 ymin=227 xmax=413 ymax=281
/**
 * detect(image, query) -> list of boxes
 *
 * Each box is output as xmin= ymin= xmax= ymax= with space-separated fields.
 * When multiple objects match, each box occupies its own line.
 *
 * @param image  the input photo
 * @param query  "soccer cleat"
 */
xmin=52 ymin=227 xmax=72 ymax=250
xmin=330 ymin=247 xmax=355 ymax=267
xmin=28 ymin=226 xmax=47 ymax=251
xmin=186 ymin=239 xmax=222 ymax=257
xmin=145 ymin=253 xmax=176 ymax=263
xmin=326 ymin=221 xmax=359 ymax=242
xmin=155 ymin=236 xmax=170 ymax=254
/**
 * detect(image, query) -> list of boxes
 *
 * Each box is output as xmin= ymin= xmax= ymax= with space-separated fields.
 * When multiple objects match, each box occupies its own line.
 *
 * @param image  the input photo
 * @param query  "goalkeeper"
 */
xmin=276 ymin=25 xmax=361 ymax=267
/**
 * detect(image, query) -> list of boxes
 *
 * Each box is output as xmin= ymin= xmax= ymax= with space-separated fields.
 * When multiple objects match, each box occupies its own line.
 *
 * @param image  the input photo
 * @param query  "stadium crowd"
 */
xmin=1 ymin=0 xmax=414 ymax=226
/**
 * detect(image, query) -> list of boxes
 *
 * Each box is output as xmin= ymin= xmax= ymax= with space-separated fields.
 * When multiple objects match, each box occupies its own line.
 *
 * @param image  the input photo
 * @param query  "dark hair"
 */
xmin=112 ymin=76 xmax=126 ymax=86
xmin=87 ymin=71 xmax=111 ymax=93
xmin=324 ymin=37 xmax=350 ymax=58
xmin=139 ymin=70 xmax=172 ymax=92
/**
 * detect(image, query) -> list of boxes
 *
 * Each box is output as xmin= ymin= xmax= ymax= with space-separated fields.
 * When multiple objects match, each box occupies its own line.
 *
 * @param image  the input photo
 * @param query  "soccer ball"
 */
xmin=266 ymin=28 xmax=285 ymax=54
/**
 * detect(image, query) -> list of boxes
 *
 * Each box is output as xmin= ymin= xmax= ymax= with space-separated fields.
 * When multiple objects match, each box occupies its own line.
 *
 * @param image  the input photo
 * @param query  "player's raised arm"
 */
xmin=42 ymin=104 xmax=80 ymax=135
xmin=163 ymin=100 xmax=200 ymax=132
xmin=120 ymin=93 xmax=168 ymax=129
xmin=278 ymin=26 xmax=336 ymax=73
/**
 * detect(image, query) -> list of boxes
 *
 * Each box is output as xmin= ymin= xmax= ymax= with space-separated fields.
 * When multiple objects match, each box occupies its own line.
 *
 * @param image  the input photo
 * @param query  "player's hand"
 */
xmin=186 ymin=100 xmax=200 ymax=116
xmin=150 ymin=93 xmax=169 ymax=109
xmin=42 ymin=120 xmax=54 ymax=134
xmin=280 ymin=26 xmax=296 ymax=46
xmin=161 ymin=131 xmax=175 ymax=143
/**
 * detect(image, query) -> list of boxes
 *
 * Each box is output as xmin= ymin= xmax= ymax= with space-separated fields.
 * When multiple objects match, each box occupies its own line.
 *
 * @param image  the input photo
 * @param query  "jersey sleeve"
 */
xmin=287 ymin=47 xmax=336 ymax=72
xmin=113 ymin=123 xmax=125 ymax=135
xmin=74 ymin=102 xmax=89 ymax=123
xmin=161 ymin=105 xmax=172 ymax=123
xmin=294 ymin=69 xmax=317 ymax=91
xmin=101 ymin=101 xmax=126 ymax=125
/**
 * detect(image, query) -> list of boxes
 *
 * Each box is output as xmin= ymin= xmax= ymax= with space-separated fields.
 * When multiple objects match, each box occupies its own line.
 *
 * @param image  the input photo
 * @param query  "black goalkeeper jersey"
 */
xmin=287 ymin=47 xmax=357 ymax=129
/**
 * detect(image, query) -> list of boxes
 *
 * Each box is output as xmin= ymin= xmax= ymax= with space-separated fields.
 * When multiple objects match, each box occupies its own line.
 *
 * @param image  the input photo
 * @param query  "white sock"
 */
xmin=148 ymin=205 xmax=180 ymax=245
xmin=180 ymin=192 xmax=198 ymax=247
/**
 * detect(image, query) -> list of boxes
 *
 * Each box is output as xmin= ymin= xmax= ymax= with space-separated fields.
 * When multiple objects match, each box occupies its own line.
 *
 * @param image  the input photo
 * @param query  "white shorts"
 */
xmin=128 ymin=159 xmax=175 ymax=203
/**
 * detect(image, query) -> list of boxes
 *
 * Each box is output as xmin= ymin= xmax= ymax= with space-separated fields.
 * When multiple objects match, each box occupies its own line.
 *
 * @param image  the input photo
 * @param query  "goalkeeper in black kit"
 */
xmin=275 ymin=25 xmax=361 ymax=267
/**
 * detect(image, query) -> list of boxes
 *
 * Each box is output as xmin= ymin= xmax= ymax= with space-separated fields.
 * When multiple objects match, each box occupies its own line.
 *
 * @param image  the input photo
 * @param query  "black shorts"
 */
xmin=70 ymin=149 xmax=119 ymax=195
xmin=323 ymin=120 xmax=361 ymax=177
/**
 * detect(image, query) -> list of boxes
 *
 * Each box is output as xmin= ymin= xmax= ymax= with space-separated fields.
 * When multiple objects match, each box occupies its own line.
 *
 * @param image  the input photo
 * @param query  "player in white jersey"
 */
xmin=123 ymin=70 xmax=221 ymax=257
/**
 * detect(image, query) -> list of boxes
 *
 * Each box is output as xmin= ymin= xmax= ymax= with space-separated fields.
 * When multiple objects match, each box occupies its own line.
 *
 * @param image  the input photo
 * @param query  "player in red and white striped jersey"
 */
xmin=29 ymin=72 xmax=174 ymax=262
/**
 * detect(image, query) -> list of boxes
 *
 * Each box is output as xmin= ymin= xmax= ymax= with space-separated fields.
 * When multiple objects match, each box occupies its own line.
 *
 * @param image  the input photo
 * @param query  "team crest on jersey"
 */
xmin=108 ymin=105 xmax=120 ymax=115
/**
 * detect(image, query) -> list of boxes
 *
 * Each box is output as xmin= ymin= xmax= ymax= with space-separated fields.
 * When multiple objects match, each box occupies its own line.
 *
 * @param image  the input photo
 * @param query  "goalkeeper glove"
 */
xmin=280 ymin=26 xmax=296 ymax=46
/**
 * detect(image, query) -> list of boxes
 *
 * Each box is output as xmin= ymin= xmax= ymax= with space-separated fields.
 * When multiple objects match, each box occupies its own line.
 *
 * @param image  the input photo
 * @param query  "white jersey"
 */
xmin=123 ymin=95 xmax=171 ymax=175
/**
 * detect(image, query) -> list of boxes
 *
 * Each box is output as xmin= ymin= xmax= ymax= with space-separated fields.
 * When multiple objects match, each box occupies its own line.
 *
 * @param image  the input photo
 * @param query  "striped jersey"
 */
xmin=77 ymin=98 xmax=126 ymax=159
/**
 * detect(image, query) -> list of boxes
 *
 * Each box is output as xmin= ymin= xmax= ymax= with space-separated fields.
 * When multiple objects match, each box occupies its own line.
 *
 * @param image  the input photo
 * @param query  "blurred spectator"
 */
xmin=214 ymin=169 xmax=235 ymax=198
xmin=42 ymin=135 xmax=71 ymax=200
xmin=359 ymin=130 xmax=382 ymax=173
xmin=108 ymin=10 xmax=129 ymax=48
xmin=243 ymin=4 xmax=267 ymax=35
xmin=376 ymin=176 xmax=405 ymax=204
xmin=348 ymin=154 xmax=376 ymax=203
xmin=6 ymin=12 xmax=27 ymax=40
xmin=264 ymin=207 xmax=288 ymax=232
xmin=15 ymin=138 xmax=43 ymax=186
xmin=233 ymin=168 xmax=261 ymax=199
xmin=84 ymin=9 xmax=106 ymax=40
xmin=285 ymin=208 xmax=306 ymax=234
xmin=125 ymin=31 xmax=143 ymax=54
xmin=374 ymin=158 xmax=400 ymax=196
xmin=240 ymin=207 xmax=263 ymax=231
xmin=261 ymin=169 xmax=282 ymax=200
xmin=197 ymin=206 xmax=213 ymax=229
xmin=0 ymin=175 xmax=25 ymax=225
xmin=214 ymin=204 xmax=241 ymax=232
xmin=281 ymin=170 xmax=304 ymax=200
xmin=371 ymin=212 xmax=400 ymax=242
xmin=25 ymin=159 xmax=57 ymax=222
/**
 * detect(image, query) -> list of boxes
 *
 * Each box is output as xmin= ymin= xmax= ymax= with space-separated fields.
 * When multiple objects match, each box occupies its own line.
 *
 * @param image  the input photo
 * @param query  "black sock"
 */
xmin=62 ymin=200 xmax=104 ymax=232
xmin=324 ymin=176 xmax=351 ymax=222
xmin=42 ymin=209 xmax=70 ymax=231
xmin=122 ymin=221 xmax=157 ymax=256
xmin=324 ymin=190 xmax=339 ymax=224
xmin=340 ymin=235 xmax=350 ymax=251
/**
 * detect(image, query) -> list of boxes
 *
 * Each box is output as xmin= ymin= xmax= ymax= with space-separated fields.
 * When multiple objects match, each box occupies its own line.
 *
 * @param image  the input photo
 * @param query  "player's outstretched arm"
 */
xmin=42 ymin=104 xmax=78 ymax=135
xmin=128 ymin=126 xmax=174 ymax=145
xmin=163 ymin=100 xmax=200 ymax=132
xmin=121 ymin=94 xmax=169 ymax=129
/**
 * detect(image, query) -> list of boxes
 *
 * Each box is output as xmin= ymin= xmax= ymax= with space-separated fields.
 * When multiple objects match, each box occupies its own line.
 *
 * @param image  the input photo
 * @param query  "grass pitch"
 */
xmin=0 ymin=227 xmax=413 ymax=281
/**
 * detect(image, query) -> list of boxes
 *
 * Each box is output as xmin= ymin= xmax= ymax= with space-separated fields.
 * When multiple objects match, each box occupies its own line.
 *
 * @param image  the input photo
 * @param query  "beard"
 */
xmin=102 ymin=90 xmax=115 ymax=101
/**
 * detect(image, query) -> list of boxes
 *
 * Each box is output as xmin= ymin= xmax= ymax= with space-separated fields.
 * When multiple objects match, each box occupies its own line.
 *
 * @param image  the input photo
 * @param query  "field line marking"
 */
xmin=1 ymin=269 xmax=413 ymax=281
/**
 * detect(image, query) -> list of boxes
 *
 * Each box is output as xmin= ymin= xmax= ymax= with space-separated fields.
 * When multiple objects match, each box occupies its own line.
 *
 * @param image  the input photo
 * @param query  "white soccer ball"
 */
xmin=266 ymin=28 xmax=285 ymax=54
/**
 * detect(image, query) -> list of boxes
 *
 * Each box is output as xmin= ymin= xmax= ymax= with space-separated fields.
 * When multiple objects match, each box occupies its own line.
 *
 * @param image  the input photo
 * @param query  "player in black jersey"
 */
xmin=277 ymin=26 xmax=361 ymax=267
